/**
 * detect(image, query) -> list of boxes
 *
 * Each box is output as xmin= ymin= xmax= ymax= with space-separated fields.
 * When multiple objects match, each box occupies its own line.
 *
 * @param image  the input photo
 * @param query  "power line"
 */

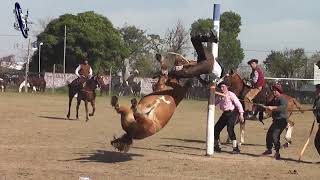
xmin=244 ymin=49 xmax=319 ymax=54
xmin=0 ymin=34 xmax=37 ymax=37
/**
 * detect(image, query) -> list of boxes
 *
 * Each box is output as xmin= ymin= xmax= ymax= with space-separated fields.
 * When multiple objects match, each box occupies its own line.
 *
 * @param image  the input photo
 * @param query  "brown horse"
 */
xmin=110 ymin=54 xmax=192 ymax=152
xmin=67 ymin=75 xmax=105 ymax=121
xmin=221 ymin=72 xmax=303 ymax=146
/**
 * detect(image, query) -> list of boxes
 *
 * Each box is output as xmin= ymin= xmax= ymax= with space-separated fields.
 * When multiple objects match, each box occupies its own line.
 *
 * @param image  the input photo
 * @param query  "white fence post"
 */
xmin=206 ymin=2 xmax=220 ymax=156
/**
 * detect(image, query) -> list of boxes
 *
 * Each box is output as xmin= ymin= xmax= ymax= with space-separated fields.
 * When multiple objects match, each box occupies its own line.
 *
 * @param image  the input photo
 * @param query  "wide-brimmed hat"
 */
xmin=247 ymin=59 xmax=258 ymax=65
xmin=271 ymin=83 xmax=283 ymax=93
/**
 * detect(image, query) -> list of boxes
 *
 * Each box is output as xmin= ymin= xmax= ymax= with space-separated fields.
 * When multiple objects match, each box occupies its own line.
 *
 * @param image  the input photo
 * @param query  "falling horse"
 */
xmin=66 ymin=75 xmax=105 ymax=121
xmin=110 ymin=54 xmax=191 ymax=152
xmin=221 ymin=72 xmax=303 ymax=146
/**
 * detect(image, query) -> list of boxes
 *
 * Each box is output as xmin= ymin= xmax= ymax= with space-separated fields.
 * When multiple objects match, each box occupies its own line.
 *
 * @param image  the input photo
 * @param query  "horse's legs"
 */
xmin=239 ymin=122 xmax=246 ymax=145
xmin=89 ymin=100 xmax=95 ymax=117
xmin=76 ymin=99 xmax=81 ymax=120
xmin=283 ymin=120 xmax=294 ymax=148
xmin=67 ymin=96 xmax=73 ymax=119
xmin=84 ymin=100 xmax=89 ymax=122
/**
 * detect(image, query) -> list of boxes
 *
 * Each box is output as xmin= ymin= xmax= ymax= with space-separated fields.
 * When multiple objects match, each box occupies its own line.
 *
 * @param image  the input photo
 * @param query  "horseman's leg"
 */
xmin=315 ymin=125 xmax=320 ymax=155
xmin=272 ymin=120 xmax=287 ymax=159
xmin=76 ymin=98 xmax=81 ymax=120
xmin=265 ymin=122 xmax=276 ymax=152
xmin=84 ymin=100 xmax=89 ymax=122
xmin=191 ymin=36 xmax=206 ymax=61
xmin=226 ymin=111 xmax=240 ymax=152
xmin=244 ymin=88 xmax=261 ymax=119
xmin=89 ymin=100 xmax=95 ymax=116
xmin=214 ymin=112 xmax=228 ymax=151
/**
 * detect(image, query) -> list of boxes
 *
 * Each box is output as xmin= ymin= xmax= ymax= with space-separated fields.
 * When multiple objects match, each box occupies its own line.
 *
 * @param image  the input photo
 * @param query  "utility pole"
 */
xmin=24 ymin=38 xmax=31 ymax=93
xmin=38 ymin=42 xmax=43 ymax=77
xmin=63 ymin=24 xmax=66 ymax=79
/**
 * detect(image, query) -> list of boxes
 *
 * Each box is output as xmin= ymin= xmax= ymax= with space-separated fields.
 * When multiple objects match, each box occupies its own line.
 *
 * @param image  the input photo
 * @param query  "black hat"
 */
xmin=218 ymin=81 xmax=231 ymax=88
xmin=271 ymin=83 xmax=283 ymax=94
xmin=247 ymin=59 xmax=258 ymax=65
xmin=316 ymin=84 xmax=320 ymax=90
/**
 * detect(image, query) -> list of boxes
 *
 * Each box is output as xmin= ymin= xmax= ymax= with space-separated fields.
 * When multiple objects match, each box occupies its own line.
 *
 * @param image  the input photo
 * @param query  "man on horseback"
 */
xmin=243 ymin=59 xmax=265 ymax=119
xmin=74 ymin=56 xmax=93 ymax=88
xmin=262 ymin=83 xmax=288 ymax=160
xmin=169 ymin=30 xmax=222 ymax=81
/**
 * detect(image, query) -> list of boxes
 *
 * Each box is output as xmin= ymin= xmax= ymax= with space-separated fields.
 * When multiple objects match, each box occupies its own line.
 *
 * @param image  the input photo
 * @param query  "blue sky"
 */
xmin=1 ymin=0 xmax=319 ymax=64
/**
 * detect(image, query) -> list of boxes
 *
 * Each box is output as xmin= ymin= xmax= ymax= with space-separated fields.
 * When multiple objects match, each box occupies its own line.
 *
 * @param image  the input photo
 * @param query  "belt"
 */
xmin=224 ymin=109 xmax=235 ymax=113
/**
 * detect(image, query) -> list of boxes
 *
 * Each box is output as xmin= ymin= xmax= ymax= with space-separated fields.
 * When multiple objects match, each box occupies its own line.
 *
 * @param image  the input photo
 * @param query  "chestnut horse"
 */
xmin=110 ymin=54 xmax=192 ymax=152
xmin=67 ymin=75 xmax=105 ymax=121
xmin=221 ymin=72 xmax=303 ymax=146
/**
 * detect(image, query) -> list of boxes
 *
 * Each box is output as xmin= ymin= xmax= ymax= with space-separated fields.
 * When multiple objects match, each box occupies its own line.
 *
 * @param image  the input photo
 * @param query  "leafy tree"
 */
xmin=190 ymin=11 xmax=244 ymax=72
xmin=264 ymin=48 xmax=307 ymax=90
xmin=30 ymin=11 xmax=126 ymax=74
xmin=264 ymin=48 xmax=306 ymax=78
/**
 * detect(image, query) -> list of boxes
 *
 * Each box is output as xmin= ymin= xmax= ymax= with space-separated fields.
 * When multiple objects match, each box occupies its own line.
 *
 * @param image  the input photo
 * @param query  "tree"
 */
xmin=30 ymin=11 xmax=126 ymax=74
xmin=0 ymin=55 xmax=17 ymax=74
xmin=264 ymin=48 xmax=307 ymax=90
xmin=164 ymin=20 xmax=189 ymax=55
xmin=190 ymin=11 xmax=244 ymax=72
xmin=264 ymin=48 xmax=306 ymax=78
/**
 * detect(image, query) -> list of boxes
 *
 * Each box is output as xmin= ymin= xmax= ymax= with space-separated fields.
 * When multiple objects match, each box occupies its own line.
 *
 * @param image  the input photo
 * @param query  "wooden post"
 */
xmin=206 ymin=2 xmax=220 ymax=156
xmin=206 ymin=84 xmax=216 ymax=156
xmin=24 ymin=38 xmax=31 ymax=93
xmin=109 ymin=67 xmax=112 ymax=96
xmin=52 ymin=64 xmax=56 ymax=93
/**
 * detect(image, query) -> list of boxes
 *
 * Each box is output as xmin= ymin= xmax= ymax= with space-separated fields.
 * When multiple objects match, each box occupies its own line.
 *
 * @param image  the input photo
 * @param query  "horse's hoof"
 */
xmin=86 ymin=118 xmax=89 ymax=122
xmin=89 ymin=113 xmax=94 ymax=116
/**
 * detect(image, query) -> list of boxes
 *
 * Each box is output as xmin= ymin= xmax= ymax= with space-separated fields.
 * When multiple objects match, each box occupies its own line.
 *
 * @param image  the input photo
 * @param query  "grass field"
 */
xmin=0 ymin=92 xmax=319 ymax=179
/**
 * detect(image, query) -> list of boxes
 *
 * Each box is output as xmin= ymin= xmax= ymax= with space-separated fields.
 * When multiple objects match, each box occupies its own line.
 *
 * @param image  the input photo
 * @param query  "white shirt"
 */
xmin=75 ymin=65 xmax=93 ymax=78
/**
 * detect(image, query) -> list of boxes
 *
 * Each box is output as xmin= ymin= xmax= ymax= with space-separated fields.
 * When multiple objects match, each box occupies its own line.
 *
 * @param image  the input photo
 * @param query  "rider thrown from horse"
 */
xmin=244 ymin=59 xmax=265 ymax=119
xmin=214 ymin=81 xmax=244 ymax=154
xmin=169 ymin=30 xmax=222 ymax=82
xmin=74 ymin=56 xmax=93 ymax=88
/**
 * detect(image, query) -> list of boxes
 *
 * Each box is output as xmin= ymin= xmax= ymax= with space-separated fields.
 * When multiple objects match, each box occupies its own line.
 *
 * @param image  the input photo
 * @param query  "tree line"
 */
xmin=6 ymin=11 xmax=318 ymax=80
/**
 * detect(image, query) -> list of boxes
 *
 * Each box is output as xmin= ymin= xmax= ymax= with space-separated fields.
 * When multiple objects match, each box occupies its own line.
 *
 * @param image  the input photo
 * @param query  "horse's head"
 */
xmin=218 ymin=70 xmax=244 ymax=96
xmin=83 ymin=75 xmax=104 ymax=90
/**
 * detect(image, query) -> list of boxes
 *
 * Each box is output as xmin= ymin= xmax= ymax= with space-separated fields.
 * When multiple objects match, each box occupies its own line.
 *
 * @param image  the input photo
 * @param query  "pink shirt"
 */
xmin=215 ymin=91 xmax=244 ymax=113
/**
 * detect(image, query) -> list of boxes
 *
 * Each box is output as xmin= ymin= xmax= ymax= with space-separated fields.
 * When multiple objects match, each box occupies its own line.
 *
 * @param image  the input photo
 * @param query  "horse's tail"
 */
xmin=292 ymin=97 xmax=304 ymax=113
